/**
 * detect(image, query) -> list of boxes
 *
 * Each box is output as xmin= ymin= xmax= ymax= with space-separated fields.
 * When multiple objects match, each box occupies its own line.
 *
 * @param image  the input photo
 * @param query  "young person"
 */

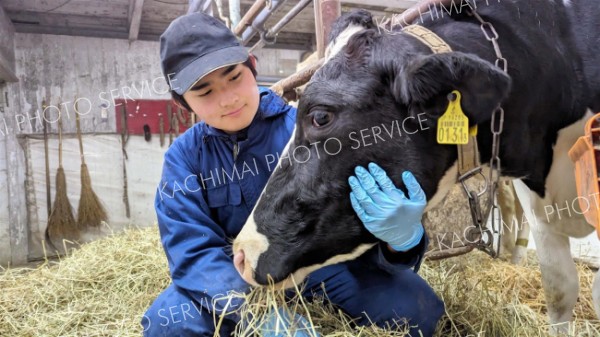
xmin=142 ymin=12 xmax=444 ymax=337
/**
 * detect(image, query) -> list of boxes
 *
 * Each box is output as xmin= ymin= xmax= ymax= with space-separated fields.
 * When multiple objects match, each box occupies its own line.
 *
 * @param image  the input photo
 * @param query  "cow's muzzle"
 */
xmin=233 ymin=249 xmax=259 ymax=286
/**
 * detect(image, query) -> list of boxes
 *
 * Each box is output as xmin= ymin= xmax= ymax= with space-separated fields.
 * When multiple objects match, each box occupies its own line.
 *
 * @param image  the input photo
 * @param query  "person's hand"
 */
xmin=260 ymin=307 xmax=320 ymax=337
xmin=349 ymin=163 xmax=426 ymax=252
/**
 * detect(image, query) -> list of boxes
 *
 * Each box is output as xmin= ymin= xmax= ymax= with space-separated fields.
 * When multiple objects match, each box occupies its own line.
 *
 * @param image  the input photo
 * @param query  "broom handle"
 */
xmin=42 ymin=99 xmax=52 ymax=216
xmin=57 ymin=99 xmax=63 ymax=167
xmin=74 ymin=98 xmax=85 ymax=165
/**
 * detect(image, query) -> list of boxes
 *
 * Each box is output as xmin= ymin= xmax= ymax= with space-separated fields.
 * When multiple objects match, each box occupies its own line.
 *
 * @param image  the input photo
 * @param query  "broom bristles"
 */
xmin=47 ymin=167 xmax=79 ymax=251
xmin=77 ymin=163 xmax=108 ymax=228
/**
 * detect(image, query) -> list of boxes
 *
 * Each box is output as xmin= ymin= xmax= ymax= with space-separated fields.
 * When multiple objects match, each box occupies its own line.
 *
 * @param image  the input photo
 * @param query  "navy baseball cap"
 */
xmin=160 ymin=12 xmax=249 ymax=95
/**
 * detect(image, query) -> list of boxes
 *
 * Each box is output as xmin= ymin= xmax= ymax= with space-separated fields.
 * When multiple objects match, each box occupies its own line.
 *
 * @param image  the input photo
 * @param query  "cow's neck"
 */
xmin=416 ymin=4 xmax=590 ymax=198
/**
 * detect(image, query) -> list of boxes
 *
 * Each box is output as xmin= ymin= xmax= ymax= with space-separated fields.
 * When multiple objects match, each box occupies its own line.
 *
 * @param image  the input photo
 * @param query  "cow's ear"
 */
xmin=393 ymin=52 xmax=511 ymax=124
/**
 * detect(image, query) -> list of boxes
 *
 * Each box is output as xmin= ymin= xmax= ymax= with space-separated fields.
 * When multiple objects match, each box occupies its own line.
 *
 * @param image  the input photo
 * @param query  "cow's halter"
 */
xmin=401 ymin=9 xmax=507 ymax=258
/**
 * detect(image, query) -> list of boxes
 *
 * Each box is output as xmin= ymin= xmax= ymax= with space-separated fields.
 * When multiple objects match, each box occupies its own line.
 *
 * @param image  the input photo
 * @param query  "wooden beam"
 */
xmin=7 ymin=11 xmax=127 ymax=32
xmin=129 ymin=0 xmax=134 ymax=26
xmin=0 ymin=6 xmax=17 ymax=82
xmin=0 ymin=54 xmax=18 ymax=83
xmin=341 ymin=0 xmax=418 ymax=10
xmin=129 ymin=0 xmax=145 ymax=41
xmin=314 ymin=0 xmax=340 ymax=58
xmin=6 ymin=119 xmax=29 ymax=266
xmin=13 ymin=24 xmax=129 ymax=40
xmin=1 ymin=0 xmax=128 ymax=18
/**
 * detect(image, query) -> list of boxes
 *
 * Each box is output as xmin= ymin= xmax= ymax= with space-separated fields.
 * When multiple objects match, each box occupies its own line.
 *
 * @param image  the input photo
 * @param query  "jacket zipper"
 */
xmin=233 ymin=141 xmax=239 ymax=162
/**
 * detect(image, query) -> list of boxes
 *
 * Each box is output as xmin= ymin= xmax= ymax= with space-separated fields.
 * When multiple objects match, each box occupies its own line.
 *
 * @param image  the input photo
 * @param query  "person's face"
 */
xmin=183 ymin=61 xmax=259 ymax=133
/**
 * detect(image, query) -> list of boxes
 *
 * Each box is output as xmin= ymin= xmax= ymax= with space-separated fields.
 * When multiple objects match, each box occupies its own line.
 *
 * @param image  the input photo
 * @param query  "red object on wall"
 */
xmin=114 ymin=99 xmax=193 ymax=135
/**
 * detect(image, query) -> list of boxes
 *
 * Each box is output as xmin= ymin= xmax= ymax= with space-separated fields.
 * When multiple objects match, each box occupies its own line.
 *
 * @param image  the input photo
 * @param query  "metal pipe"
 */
xmin=202 ymin=0 xmax=213 ymax=14
xmin=229 ymin=0 xmax=241 ymax=29
xmin=249 ymin=0 xmax=312 ymax=53
xmin=188 ymin=0 xmax=211 ymax=14
xmin=241 ymin=0 xmax=287 ymax=45
xmin=215 ymin=0 xmax=231 ymax=27
xmin=233 ymin=0 xmax=266 ymax=37
xmin=188 ymin=0 xmax=202 ymax=13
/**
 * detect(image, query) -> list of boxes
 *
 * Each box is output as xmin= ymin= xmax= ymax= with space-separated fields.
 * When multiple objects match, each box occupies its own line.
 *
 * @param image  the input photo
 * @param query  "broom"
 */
xmin=75 ymin=97 xmax=108 ymax=228
xmin=46 ymin=98 xmax=80 ymax=253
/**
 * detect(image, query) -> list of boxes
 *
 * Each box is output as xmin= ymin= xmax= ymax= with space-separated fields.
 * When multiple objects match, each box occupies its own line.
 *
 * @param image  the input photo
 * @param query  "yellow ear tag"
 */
xmin=437 ymin=90 xmax=469 ymax=145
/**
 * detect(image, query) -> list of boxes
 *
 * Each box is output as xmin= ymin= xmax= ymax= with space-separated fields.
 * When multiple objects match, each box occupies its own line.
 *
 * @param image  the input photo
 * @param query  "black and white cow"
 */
xmin=233 ymin=0 xmax=600 ymax=332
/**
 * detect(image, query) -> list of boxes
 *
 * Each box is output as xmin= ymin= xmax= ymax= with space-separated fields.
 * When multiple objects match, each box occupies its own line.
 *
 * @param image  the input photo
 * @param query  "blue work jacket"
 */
xmin=154 ymin=87 xmax=427 ymax=319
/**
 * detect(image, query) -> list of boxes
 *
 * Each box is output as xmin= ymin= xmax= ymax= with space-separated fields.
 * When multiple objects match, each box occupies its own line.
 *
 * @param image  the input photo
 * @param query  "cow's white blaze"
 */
xmin=325 ymin=24 xmax=366 ymax=62
xmin=233 ymin=210 xmax=268 ymax=286
xmin=233 ymin=129 xmax=296 ymax=284
xmin=513 ymin=110 xmax=596 ymax=333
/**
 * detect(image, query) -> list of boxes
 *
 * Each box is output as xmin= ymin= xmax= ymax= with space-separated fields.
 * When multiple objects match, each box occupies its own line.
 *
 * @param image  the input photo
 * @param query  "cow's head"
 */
xmin=233 ymin=10 xmax=511 ymax=288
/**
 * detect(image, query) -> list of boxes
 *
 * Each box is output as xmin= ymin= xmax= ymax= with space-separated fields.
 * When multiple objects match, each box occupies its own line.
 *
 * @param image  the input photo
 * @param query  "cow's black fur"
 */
xmin=251 ymin=0 xmax=600 ymax=284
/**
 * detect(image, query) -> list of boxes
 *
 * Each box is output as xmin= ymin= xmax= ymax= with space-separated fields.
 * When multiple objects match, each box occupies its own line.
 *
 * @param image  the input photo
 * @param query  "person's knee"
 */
xmin=142 ymin=286 xmax=233 ymax=337
xmin=399 ymin=287 xmax=445 ymax=337
xmin=142 ymin=302 xmax=213 ymax=337
xmin=415 ymin=294 xmax=445 ymax=329
xmin=364 ymin=297 xmax=443 ymax=337
xmin=345 ymin=272 xmax=444 ymax=334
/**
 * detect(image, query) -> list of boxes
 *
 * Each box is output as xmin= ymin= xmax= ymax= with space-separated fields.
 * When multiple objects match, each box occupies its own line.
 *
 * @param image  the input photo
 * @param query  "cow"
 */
xmin=233 ymin=0 xmax=600 ymax=333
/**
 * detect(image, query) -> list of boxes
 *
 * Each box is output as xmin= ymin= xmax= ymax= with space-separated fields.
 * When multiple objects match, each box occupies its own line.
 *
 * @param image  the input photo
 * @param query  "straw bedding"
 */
xmin=1 ymin=227 xmax=598 ymax=337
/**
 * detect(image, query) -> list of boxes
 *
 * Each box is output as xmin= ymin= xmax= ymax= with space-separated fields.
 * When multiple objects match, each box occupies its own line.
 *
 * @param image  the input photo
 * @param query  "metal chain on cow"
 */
xmin=459 ymin=7 xmax=507 ymax=258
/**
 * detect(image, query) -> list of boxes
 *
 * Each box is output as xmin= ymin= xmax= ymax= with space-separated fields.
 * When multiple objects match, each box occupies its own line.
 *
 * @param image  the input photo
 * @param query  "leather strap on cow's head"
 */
xmin=401 ymin=25 xmax=453 ymax=54
xmin=401 ymin=25 xmax=481 ymax=176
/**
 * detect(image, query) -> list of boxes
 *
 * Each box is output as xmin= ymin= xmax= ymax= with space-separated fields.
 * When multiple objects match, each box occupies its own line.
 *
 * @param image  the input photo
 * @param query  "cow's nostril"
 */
xmin=233 ymin=250 xmax=245 ymax=276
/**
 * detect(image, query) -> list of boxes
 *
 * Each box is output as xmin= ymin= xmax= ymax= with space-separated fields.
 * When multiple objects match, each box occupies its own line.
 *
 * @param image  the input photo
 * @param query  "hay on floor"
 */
xmin=0 ymin=227 xmax=598 ymax=337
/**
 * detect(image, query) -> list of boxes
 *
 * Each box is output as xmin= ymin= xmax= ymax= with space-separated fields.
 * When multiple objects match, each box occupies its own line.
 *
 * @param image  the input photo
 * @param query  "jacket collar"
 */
xmin=201 ymin=87 xmax=290 ymax=141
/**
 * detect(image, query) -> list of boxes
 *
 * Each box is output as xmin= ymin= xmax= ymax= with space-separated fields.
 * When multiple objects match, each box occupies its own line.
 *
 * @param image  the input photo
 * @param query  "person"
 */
xmin=142 ymin=11 xmax=444 ymax=337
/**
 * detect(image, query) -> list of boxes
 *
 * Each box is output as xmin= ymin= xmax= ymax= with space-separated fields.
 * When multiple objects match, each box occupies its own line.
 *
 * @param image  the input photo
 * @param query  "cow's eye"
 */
xmin=312 ymin=111 xmax=333 ymax=127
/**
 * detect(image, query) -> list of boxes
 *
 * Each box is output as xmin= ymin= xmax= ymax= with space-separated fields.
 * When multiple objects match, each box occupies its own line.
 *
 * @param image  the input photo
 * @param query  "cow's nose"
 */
xmin=234 ymin=249 xmax=258 ymax=286
xmin=233 ymin=250 xmax=245 ymax=276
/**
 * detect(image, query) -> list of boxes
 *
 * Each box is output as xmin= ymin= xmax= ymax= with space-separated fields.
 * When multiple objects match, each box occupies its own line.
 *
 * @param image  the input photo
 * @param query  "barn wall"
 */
xmin=0 ymin=127 xmax=10 ymax=265
xmin=0 ymin=4 xmax=16 ymax=81
xmin=0 ymin=3 xmax=28 ymax=267
xmin=253 ymin=49 xmax=301 ymax=79
xmin=0 ymin=5 xmax=12 ymax=264
xmin=0 ymin=32 xmax=300 ymax=266
xmin=9 ymin=33 xmax=170 ymax=263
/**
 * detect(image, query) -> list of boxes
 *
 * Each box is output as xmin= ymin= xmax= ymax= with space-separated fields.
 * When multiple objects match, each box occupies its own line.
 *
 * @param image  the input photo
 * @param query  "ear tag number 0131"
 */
xmin=437 ymin=90 xmax=469 ymax=145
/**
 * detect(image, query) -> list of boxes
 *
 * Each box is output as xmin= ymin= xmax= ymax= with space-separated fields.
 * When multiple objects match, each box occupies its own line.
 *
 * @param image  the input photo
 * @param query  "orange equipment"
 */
xmin=568 ymin=112 xmax=600 ymax=239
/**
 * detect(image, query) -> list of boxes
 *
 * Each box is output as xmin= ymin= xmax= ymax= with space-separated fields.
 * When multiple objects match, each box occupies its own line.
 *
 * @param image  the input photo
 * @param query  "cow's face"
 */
xmin=233 ymin=24 xmax=511 ymax=288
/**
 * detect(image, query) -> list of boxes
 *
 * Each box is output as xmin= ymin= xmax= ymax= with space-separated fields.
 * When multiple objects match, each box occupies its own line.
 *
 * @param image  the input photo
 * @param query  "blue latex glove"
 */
xmin=349 ymin=163 xmax=426 ymax=252
xmin=260 ymin=307 xmax=320 ymax=337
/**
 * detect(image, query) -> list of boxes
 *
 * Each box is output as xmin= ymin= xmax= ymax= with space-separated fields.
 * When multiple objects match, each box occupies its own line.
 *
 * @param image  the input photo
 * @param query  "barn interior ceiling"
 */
xmin=0 ymin=0 xmax=415 ymax=51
